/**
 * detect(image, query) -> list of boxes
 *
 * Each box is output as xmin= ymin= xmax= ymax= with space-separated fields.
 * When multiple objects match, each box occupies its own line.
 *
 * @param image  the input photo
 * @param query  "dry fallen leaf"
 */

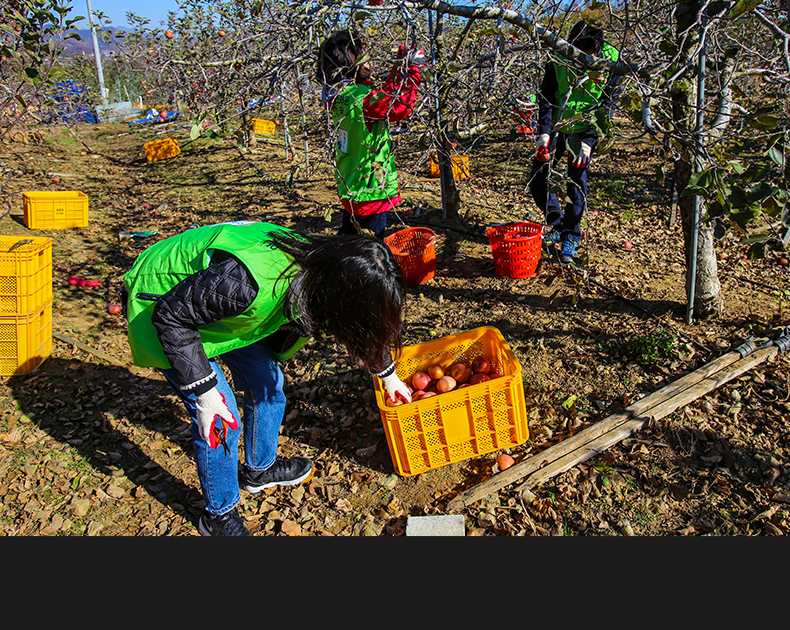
xmin=280 ymin=520 xmax=302 ymax=536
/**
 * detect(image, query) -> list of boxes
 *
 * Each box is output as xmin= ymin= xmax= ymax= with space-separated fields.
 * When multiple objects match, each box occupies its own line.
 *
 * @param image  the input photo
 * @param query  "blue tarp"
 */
xmin=128 ymin=109 xmax=183 ymax=126
xmin=45 ymin=80 xmax=99 ymax=124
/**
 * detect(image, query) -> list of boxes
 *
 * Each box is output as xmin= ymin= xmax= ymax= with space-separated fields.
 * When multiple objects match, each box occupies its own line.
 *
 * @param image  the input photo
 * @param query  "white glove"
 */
xmin=409 ymin=49 xmax=427 ymax=67
xmin=571 ymin=142 xmax=593 ymax=168
xmin=536 ymin=133 xmax=550 ymax=151
xmin=381 ymin=372 xmax=412 ymax=404
xmin=195 ymin=387 xmax=238 ymax=447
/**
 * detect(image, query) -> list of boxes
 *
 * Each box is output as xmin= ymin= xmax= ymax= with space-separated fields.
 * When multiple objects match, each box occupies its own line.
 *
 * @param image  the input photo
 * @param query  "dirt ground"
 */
xmin=0 ymin=117 xmax=788 ymax=536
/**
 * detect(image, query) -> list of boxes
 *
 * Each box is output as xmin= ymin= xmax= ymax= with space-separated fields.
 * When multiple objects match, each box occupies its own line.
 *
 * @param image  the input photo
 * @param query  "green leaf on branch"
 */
xmin=747 ymin=113 xmax=780 ymax=131
xmin=768 ymin=146 xmax=784 ymax=166
xmin=190 ymin=123 xmax=201 ymax=141
xmin=730 ymin=0 xmax=764 ymax=19
xmin=747 ymin=182 xmax=779 ymax=203
xmin=567 ymin=134 xmax=582 ymax=158
xmin=659 ymin=40 xmax=678 ymax=57
xmin=597 ymin=136 xmax=615 ymax=155
xmin=730 ymin=203 xmax=762 ymax=229
xmin=205 ymin=129 xmax=220 ymax=140
xmin=762 ymin=196 xmax=784 ymax=218
xmin=680 ymin=167 xmax=719 ymax=197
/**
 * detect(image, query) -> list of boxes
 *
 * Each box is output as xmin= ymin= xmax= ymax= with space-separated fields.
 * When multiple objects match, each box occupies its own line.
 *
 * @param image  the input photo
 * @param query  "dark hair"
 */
xmin=266 ymin=230 xmax=406 ymax=373
xmin=316 ymin=29 xmax=366 ymax=84
xmin=568 ymin=21 xmax=604 ymax=56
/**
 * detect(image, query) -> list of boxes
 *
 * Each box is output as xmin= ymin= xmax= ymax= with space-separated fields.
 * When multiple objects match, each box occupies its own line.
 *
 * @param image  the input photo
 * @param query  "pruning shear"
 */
xmin=209 ymin=415 xmax=231 ymax=458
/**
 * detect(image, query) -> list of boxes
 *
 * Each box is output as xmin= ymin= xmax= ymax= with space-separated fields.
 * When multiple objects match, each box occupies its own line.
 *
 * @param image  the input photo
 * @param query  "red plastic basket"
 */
xmin=486 ymin=222 xmax=543 ymax=279
xmin=384 ymin=227 xmax=436 ymax=285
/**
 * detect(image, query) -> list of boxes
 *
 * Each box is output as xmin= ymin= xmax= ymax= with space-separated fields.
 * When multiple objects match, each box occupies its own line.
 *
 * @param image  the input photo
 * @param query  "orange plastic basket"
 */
xmin=384 ymin=227 xmax=436 ymax=285
xmin=373 ymin=326 xmax=528 ymax=476
xmin=486 ymin=222 xmax=543 ymax=279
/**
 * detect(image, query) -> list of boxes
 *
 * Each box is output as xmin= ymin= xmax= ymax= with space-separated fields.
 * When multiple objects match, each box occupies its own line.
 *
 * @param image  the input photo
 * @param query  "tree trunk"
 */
xmin=673 ymin=0 xmax=724 ymax=318
xmin=433 ymin=12 xmax=461 ymax=218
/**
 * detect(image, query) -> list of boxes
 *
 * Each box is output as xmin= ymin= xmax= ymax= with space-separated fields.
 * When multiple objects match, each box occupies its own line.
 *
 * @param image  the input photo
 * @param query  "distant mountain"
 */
xmin=60 ymin=27 xmax=130 ymax=57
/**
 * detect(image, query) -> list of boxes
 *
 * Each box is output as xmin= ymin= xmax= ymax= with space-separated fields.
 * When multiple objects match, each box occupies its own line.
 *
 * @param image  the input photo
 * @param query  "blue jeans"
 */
xmin=528 ymin=132 xmax=590 ymax=242
xmin=339 ymin=210 xmax=387 ymax=240
xmin=159 ymin=341 xmax=286 ymax=516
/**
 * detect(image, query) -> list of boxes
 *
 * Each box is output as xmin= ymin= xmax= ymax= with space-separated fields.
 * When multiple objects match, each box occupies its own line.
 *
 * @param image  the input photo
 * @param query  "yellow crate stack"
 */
xmin=0 ymin=236 xmax=53 ymax=377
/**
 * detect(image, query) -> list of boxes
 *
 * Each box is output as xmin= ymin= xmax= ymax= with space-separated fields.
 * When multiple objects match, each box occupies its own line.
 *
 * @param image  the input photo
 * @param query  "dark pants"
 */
xmin=528 ymin=133 xmax=591 ymax=242
xmin=338 ymin=211 xmax=387 ymax=240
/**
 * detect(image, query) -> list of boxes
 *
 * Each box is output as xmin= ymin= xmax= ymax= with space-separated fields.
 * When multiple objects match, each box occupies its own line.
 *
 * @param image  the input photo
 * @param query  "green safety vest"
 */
xmin=331 ymin=82 xmax=399 ymax=202
xmin=552 ymin=43 xmax=619 ymax=132
xmin=123 ymin=222 xmax=299 ymax=368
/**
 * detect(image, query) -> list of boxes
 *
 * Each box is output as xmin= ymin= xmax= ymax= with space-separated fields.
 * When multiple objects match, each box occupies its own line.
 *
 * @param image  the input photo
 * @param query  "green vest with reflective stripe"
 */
xmin=552 ymin=43 xmax=619 ymax=132
xmin=123 ymin=222 xmax=296 ymax=368
xmin=331 ymin=82 xmax=399 ymax=202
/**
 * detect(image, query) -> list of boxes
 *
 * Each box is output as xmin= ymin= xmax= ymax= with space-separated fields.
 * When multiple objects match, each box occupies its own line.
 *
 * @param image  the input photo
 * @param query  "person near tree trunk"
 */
xmin=317 ymin=29 xmax=423 ymax=239
xmin=529 ymin=20 xmax=622 ymax=263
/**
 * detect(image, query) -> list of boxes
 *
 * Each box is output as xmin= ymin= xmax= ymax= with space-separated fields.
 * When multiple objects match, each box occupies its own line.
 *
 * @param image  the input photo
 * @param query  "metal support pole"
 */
xmin=428 ymin=10 xmax=448 ymax=220
xmin=85 ymin=0 xmax=109 ymax=106
xmin=686 ymin=9 xmax=707 ymax=324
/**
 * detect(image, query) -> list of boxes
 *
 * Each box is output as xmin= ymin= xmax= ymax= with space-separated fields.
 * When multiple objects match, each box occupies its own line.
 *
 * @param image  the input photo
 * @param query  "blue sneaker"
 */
xmin=560 ymin=239 xmax=580 ymax=263
xmin=543 ymin=229 xmax=561 ymax=245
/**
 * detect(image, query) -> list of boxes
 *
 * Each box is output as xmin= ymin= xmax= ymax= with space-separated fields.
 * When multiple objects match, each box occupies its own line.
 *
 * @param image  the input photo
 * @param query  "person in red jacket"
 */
xmin=317 ymin=30 xmax=423 ymax=239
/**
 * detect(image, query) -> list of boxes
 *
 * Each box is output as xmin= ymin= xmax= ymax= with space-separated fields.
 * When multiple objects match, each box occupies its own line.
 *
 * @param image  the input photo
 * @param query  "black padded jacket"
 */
xmin=137 ymin=251 xmax=395 ymax=397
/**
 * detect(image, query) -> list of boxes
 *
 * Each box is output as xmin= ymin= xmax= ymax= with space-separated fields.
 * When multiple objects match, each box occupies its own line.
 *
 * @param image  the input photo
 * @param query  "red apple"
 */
xmin=218 ymin=30 xmax=226 ymax=37
xmin=624 ymin=240 xmax=633 ymax=250
xmin=411 ymin=371 xmax=431 ymax=392
xmin=469 ymin=373 xmax=490 ymax=385
xmin=497 ymin=454 xmax=515 ymax=470
xmin=420 ymin=392 xmax=437 ymax=399
xmin=108 ymin=304 xmax=122 ymax=315
xmin=427 ymin=364 xmax=445 ymax=380
xmin=411 ymin=390 xmax=426 ymax=401
xmin=449 ymin=362 xmax=473 ymax=384
xmin=165 ymin=30 xmax=174 ymax=39
xmin=471 ymin=356 xmax=491 ymax=374
xmin=436 ymin=375 xmax=457 ymax=394
xmin=52 ymin=176 xmax=60 ymax=184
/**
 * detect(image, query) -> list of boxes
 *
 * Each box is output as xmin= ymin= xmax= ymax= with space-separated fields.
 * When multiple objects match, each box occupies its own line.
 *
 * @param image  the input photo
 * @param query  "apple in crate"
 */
xmin=411 ymin=371 xmax=431 ymax=391
xmin=449 ymin=362 xmax=472 ymax=384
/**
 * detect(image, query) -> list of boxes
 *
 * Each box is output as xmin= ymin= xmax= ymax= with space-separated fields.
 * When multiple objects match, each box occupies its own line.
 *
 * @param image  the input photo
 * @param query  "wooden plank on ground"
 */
xmin=447 ymin=345 xmax=779 ymax=511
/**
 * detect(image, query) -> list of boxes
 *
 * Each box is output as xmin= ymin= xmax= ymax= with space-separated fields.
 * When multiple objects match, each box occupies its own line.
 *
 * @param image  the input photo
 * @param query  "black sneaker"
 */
xmin=198 ymin=508 xmax=251 ymax=536
xmin=243 ymin=457 xmax=314 ymax=494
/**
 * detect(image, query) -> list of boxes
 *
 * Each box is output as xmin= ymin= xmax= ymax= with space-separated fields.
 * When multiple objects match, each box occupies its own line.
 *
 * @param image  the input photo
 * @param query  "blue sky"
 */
xmin=68 ymin=0 xmax=182 ymax=29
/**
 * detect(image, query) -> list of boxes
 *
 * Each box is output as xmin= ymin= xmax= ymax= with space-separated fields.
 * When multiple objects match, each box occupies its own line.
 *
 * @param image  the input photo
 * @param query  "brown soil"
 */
xmin=0 ymin=120 xmax=788 ymax=536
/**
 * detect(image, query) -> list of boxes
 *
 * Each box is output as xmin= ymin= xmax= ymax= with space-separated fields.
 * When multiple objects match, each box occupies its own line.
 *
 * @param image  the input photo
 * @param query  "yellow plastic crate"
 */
xmin=144 ymin=137 xmax=181 ymax=162
xmin=252 ymin=118 xmax=277 ymax=135
xmin=0 ymin=300 xmax=52 ymax=376
xmin=373 ymin=326 xmax=528 ymax=476
xmin=22 ymin=191 xmax=89 ymax=230
xmin=429 ymin=154 xmax=470 ymax=180
xmin=0 ymin=236 xmax=52 ymax=314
